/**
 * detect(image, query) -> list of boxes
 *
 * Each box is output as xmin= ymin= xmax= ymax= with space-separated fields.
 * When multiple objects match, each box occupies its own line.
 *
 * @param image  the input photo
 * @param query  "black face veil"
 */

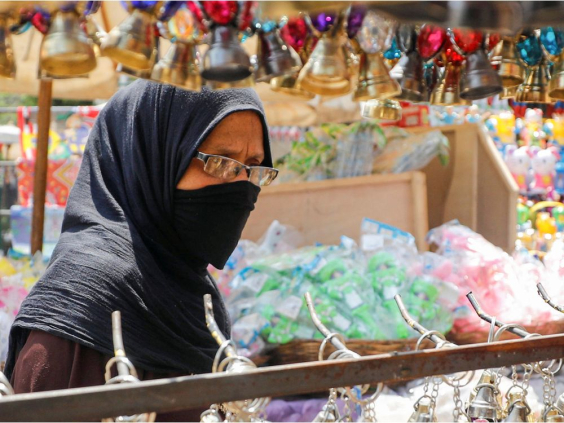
xmin=5 ymin=79 xmax=272 ymax=376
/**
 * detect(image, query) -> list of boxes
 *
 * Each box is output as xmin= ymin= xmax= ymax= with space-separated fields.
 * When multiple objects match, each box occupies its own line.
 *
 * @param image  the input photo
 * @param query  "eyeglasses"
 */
xmin=195 ymin=151 xmax=279 ymax=187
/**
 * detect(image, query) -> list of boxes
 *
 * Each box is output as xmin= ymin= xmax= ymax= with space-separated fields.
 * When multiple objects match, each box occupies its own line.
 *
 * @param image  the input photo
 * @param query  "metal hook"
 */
xmin=204 ymin=293 xmax=236 ymax=358
xmin=111 ymin=311 xmax=131 ymax=377
xmin=466 ymin=292 xmax=530 ymax=338
xmin=537 ymin=283 xmax=564 ymax=313
xmin=394 ymin=294 xmax=449 ymax=346
xmin=305 ymin=292 xmax=348 ymax=351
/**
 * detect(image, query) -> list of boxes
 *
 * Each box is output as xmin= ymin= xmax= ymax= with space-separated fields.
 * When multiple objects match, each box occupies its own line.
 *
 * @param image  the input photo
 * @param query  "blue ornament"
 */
xmin=260 ymin=20 xmax=277 ymax=34
xmin=121 ymin=1 xmax=159 ymax=11
xmin=517 ymin=35 xmax=543 ymax=67
xmin=540 ymin=27 xmax=564 ymax=57
xmin=383 ymin=38 xmax=401 ymax=60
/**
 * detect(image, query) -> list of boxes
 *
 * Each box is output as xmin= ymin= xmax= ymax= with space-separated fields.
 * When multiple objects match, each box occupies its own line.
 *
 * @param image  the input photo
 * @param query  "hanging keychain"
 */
xmin=102 ymin=311 xmax=156 ymax=423
xmin=201 ymin=294 xmax=270 ymax=423
xmin=395 ymin=295 xmax=474 ymax=422
xmin=305 ymin=293 xmax=384 ymax=423
xmin=0 ymin=371 xmax=14 ymax=397
xmin=466 ymin=317 xmax=504 ymax=422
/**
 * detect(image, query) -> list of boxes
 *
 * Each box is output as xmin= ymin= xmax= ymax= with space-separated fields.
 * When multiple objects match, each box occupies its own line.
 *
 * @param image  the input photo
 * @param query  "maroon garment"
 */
xmin=10 ymin=330 xmax=205 ymax=422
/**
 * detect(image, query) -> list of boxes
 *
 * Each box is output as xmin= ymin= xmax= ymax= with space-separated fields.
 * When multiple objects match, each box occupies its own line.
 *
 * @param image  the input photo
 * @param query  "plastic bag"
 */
xmin=372 ymin=129 xmax=449 ymax=174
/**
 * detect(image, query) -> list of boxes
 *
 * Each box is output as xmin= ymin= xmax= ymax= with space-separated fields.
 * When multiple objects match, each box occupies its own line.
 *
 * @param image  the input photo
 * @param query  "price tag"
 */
xmin=245 ymin=273 xmax=268 ymax=293
xmin=276 ymin=295 xmax=302 ymax=320
xmin=361 ymin=234 xmax=384 ymax=251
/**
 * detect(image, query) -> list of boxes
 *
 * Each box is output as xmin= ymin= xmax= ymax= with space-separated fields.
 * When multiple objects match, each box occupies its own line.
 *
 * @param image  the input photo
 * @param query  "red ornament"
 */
xmin=31 ymin=11 xmax=49 ymax=35
xmin=186 ymin=2 xmax=207 ymax=32
xmin=418 ymin=24 xmax=447 ymax=61
xmin=201 ymin=1 xmax=238 ymax=25
xmin=444 ymin=38 xmax=464 ymax=65
xmin=451 ymin=28 xmax=483 ymax=54
xmin=188 ymin=2 xmax=204 ymax=22
xmin=486 ymin=33 xmax=501 ymax=51
xmin=280 ymin=17 xmax=308 ymax=53
xmin=238 ymin=1 xmax=256 ymax=31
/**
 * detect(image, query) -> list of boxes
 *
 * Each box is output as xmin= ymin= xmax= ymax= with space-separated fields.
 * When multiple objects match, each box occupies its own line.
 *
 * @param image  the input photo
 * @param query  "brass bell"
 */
xmin=297 ymin=34 xmax=353 ymax=97
xmin=0 ymin=15 xmax=15 ymax=79
xmin=549 ymin=52 xmax=564 ymax=100
xmin=408 ymin=397 xmax=436 ymax=422
xmin=205 ymin=74 xmax=255 ymax=90
xmin=467 ymin=384 xmax=498 ymax=421
xmin=255 ymin=27 xmax=299 ymax=83
xmin=460 ymin=48 xmax=503 ymax=100
xmin=84 ymin=16 xmax=106 ymax=57
xmin=362 ymin=99 xmax=402 ymax=122
xmin=116 ymin=62 xmax=152 ymax=79
xmin=270 ymin=46 xmax=314 ymax=99
xmin=101 ymin=8 xmax=157 ymax=70
xmin=501 ymin=84 xmax=519 ymax=99
xmin=491 ymin=36 xmax=526 ymax=87
xmin=201 ymin=25 xmax=253 ymax=83
xmin=504 ymin=392 xmax=531 ymax=422
xmin=353 ymin=52 xmax=401 ymax=101
xmin=390 ymin=51 xmax=424 ymax=102
xmin=151 ymin=41 xmax=201 ymax=91
xmin=516 ymin=60 xmax=551 ymax=103
xmin=546 ymin=411 xmax=564 ymax=423
xmin=40 ymin=9 xmax=97 ymax=77
xmin=430 ymin=63 xmax=471 ymax=106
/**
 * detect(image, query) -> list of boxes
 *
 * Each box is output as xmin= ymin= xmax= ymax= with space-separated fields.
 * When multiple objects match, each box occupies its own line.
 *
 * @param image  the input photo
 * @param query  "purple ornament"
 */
xmin=84 ymin=1 xmax=101 ymax=15
xmin=310 ymin=11 xmax=336 ymax=33
xmin=347 ymin=6 xmax=365 ymax=39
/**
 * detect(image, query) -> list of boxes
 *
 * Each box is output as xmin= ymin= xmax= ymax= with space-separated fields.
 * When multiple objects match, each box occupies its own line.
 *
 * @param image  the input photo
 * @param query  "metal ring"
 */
xmin=346 ymin=382 xmax=383 ymax=406
xmin=319 ymin=333 xmax=347 ymax=362
xmin=545 ymin=359 xmax=563 ymax=375
xmin=0 ymin=372 xmax=14 ymax=396
xmin=217 ymin=355 xmax=255 ymax=374
xmin=104 ymin=356 xmax=138 ymax=382
xmin=493 ymin=324 xmax=528 ymax=342
xmin=212 ymin=339 xmax=238 ymax=373
xmin=505 ymin=384 xmax=527 ymax=400
xmin=413 ymin=395 xmax=435 ymax=411
xmin=415 ymin=330 xmax=446 ymax=351
xmin=105 ymin=374 xmax=141 ymax=385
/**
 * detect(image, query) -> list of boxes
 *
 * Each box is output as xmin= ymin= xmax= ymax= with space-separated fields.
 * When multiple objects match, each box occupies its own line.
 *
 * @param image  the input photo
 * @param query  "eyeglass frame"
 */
xmin=195 ymin=151 xmax=279 ymax=186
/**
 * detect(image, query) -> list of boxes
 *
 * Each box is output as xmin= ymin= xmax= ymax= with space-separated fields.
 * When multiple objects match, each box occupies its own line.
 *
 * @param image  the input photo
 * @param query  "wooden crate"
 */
xmin=244 ymin=123 xmax=518 ymax=252
xmin=243 ymin=172 xmax=429 ymax=251
xmin=414 ymin=123 xmax=518 ymax=251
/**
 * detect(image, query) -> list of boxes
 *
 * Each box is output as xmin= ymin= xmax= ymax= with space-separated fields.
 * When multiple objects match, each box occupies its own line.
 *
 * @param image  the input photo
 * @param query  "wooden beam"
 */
xmin=1 ymin=335 xmax=564 ymax=422
xmin=30 ymin=79 xmax=53 ymax=255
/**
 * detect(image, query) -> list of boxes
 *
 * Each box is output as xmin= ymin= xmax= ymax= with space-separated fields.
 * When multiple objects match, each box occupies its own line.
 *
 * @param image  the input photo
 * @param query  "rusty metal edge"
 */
xmin=1 ymin=334 xmax=564 ymax=421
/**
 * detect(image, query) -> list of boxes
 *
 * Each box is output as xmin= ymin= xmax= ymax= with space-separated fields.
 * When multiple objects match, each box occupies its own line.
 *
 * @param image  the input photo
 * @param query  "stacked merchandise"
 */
xmin=210 ymin=219 xmax=564 ymax=358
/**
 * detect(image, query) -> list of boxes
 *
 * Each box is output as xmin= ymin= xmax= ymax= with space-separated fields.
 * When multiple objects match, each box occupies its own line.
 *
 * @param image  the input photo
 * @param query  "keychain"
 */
xmin=102 ymin=311 xmax=156 ymax=423
xmin=201 ymin=294 xmax=270 ymax=423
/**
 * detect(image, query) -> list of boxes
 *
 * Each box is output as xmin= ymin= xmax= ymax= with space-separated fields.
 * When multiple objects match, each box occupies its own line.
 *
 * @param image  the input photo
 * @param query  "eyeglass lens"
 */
xmin=203 ymin=155 xmax=277 ymax=186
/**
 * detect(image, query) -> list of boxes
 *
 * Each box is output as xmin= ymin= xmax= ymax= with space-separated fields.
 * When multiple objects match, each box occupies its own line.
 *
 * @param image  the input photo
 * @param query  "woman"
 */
xmin=4 ymin=79 xmax=277 ymax=419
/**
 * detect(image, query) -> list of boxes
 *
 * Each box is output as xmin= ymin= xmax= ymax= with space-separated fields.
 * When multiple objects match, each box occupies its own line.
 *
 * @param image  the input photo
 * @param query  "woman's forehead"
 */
xmin=200 ymin=111 xmax=265 ymax=157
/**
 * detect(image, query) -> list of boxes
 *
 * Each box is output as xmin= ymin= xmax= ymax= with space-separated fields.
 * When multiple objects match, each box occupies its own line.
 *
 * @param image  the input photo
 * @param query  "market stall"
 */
xmin=1 ymin=1 xmax=564 ymax=422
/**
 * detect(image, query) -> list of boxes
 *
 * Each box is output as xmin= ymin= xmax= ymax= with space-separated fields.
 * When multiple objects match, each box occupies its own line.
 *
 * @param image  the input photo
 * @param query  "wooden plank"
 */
xmin=476 ymin=124 xmax=518 ymax=252
xmin=30 ymin=79 xmax=53 ymax=255
xmin=1 ymin=335 xmax=564 ymax=422
xmin=244 ymin=172 xmax=427 ymax=249
xmin=410 ymin=172 xmax=429 ymax=251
